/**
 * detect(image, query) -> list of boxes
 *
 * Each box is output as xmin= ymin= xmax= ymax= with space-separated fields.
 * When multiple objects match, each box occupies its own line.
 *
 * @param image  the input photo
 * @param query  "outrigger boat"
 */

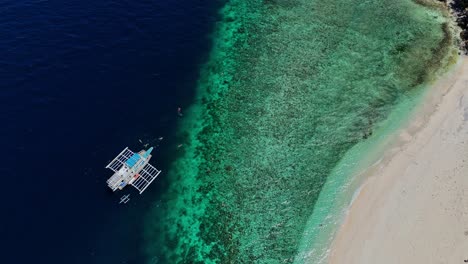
xmin=105 ymin=147 xmax=161 ymax=194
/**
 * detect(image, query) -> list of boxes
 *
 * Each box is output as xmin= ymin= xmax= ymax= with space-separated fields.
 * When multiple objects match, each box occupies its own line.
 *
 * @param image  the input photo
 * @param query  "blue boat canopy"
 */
xmin=125 ymin=153 xmax=141 ymax=168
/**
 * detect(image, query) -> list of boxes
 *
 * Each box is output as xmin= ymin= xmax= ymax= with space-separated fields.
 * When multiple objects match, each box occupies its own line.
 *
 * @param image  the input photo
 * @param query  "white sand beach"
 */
xmin=328 ymin=57 xmax=468 ymax=264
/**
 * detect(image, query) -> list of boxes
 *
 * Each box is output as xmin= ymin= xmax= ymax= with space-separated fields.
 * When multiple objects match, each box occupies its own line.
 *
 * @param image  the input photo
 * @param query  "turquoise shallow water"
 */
xmin=144 ymin=0 xmax=455 ymax=263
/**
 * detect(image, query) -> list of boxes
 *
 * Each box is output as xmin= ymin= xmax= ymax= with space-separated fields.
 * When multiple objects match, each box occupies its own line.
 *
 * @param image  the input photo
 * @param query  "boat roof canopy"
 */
xmin=125 ymin=153 xmax=141 ymax=168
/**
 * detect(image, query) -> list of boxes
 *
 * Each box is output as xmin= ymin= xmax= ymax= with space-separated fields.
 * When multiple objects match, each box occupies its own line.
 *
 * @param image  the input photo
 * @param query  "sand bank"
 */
xmin=328 ymin=56 xmax=468 ymax=264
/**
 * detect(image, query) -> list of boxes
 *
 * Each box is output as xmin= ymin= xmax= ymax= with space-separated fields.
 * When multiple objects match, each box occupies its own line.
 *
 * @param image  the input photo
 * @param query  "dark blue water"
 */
xmin=0 ymin=1 xmax=221 ymax=263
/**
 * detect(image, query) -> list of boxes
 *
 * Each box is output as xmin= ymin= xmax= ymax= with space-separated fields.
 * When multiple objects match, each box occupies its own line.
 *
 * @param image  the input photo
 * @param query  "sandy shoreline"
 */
xmin=327 ymin=56 xmax=468 ymax=264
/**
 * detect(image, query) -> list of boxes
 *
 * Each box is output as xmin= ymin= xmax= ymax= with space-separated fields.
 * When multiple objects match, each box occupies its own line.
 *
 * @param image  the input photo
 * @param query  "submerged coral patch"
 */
xmin=144 ymin=0 xmax=454 ymax=263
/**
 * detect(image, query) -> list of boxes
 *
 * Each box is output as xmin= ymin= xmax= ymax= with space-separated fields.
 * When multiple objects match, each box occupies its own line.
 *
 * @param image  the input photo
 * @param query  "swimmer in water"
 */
xmin=177 ymin=107 xmax=183 ymax=117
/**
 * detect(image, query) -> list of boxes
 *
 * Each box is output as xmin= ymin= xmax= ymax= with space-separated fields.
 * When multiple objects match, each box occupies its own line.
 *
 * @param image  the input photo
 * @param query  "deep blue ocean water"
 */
xmin=0 ymin=1 xmax=221 ymax=263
